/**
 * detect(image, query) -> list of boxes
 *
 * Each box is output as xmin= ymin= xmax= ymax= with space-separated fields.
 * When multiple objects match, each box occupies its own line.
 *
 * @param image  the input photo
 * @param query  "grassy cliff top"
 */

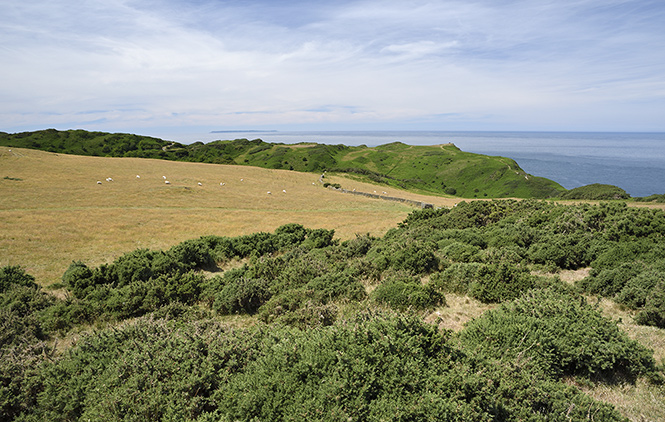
xmin=0 ymin=129 xmax=566 ymax=198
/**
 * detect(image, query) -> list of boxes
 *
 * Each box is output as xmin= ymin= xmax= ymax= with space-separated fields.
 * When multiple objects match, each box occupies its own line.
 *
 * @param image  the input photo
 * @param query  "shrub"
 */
xmin=635 ymin=280 xmax=665 ymax=328
xmin=468 ymin=263 xmax=539 ymax=304
xmin=306 ymin=271 xmax=367 ymax=304
xmin=616 ymin=270 xmax=663 ymax=309
xmin=214 ymin=277 xmax=272 ymax=315
xmin=430 ymin=262 xmax=484 ymax=295
xmin=61 ymin=261 xmax=95 ymax=299
xmin=167 ymin=238 xmax=216 ymax=270
xmin=560 ymin=183 xmax=629 ymax=200
xmin=459 ymin=288 xmax=656 ymax=380
xmin=0 ymin=265 xmax=37 ymax=293
xmin=442 ymin=241 xmax=481 ymax=263
xmin=372 ymin=273 xmax=444 ymax=311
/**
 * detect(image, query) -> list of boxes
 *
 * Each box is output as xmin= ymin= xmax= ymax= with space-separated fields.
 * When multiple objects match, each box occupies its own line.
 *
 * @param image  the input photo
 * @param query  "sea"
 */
xmin=164 ymin=131 xmax=665 ymax=197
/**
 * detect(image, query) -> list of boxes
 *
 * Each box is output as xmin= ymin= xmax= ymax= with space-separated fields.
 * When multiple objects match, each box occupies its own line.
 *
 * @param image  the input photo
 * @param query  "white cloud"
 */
xmin=1 ymin=0 xmax=664 ymax=134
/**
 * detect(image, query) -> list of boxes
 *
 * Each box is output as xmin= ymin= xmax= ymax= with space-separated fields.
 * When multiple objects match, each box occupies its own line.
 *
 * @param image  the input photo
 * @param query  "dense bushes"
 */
xmin=7 ymin=198 xmax=665 ymax=420
xmin=459 ymin=288 xmax=656 ymax=380
xmin=12 ymin=312 xmax=631 ymax=422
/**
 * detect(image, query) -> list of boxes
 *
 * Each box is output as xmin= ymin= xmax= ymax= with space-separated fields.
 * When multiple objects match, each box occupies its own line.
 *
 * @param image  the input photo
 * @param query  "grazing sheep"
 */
xmin=282 ymin=189 xmax=286 ymax=193
xmin=106 ymin=178 xmax=113 ymax=182
xmin=136 ymin=175 xmax=140 ymax=178
xmin=163 ymin=176 xmax=167 ymax=179
xmin=97 ymin=181 xmax=102 ymax=184
xmin=198 ymin=182 xmax=202 ymax=186
xmin=240 ymin=179 xmax=244 ymax=182
xmin=165 ymin=180 xmax=170 ymax=184
xmin=267 ymin=191 xmax=271 ymax=195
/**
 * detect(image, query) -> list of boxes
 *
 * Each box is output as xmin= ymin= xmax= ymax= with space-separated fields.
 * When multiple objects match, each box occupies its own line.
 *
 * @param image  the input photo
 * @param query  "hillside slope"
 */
xmin=0 ymin=129 xmax=566 ymax=198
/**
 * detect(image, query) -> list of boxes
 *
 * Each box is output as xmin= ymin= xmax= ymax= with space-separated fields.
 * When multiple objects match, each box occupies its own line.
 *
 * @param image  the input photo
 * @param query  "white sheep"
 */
xmin=165 ymin=180 xmax=170 ymax=184
xmin=267 ymin=191 xmax=271 ymax=195
xmin=136 ymin=175 xmax=140 ymax=178
xmin=97 ymin=181 xmax=102 ymax=184
xmin=240 ymin=179 xmax=244 ymax=182
xmin=198 ymin=182 xmax=202 ymax=186
xmin=282 ymin=189 xmax=286 ymax=193
xmin=163 ymin=176 xmax=167 ymax=179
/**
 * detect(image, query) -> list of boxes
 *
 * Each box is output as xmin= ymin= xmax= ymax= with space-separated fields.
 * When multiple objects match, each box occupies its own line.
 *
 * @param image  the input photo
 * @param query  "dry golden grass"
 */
xmin=424 ymin=293 xmax=497 ymax=332
xmin=0 ymin=147 xmax=458 ymax=285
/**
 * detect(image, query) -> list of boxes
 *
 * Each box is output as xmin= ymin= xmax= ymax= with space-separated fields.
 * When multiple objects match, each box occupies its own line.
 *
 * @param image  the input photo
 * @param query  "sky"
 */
xmin=1 ymin=0 xmax=664 ymax=139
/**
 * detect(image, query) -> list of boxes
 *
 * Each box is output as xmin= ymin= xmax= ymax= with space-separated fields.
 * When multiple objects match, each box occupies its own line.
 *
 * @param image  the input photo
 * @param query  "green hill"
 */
xmin=0 ymin=129 xmax=565 ymax=198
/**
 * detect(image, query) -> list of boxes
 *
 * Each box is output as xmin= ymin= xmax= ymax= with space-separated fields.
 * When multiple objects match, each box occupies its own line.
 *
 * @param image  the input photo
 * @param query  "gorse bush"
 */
xmin=459 ymin=287 xmax=656 ymax=380
xmin=7 ymin=199 xmax=665 ymax=420
xmin=0 ymin=266 xmax=36 ymax=293
xmin=372 ymin=271 xmax=444 ymax=311
xmin=13 ymin=313 xmax=630 ymax=422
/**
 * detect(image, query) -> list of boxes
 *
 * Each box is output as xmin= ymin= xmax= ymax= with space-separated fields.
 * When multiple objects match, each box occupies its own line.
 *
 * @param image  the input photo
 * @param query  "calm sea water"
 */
xmin=167 ymin=131 xmax=665 ymax=197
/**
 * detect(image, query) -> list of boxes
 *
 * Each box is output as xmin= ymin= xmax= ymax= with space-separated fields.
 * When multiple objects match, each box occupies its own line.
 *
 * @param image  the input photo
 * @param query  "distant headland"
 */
xmin=210 ymin=130 xmax=277 ymax=133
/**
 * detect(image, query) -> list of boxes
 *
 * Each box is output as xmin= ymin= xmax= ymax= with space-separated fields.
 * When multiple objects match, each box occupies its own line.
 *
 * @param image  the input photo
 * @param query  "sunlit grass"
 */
xmin=0 ymin=147 xmax=455 ymax=284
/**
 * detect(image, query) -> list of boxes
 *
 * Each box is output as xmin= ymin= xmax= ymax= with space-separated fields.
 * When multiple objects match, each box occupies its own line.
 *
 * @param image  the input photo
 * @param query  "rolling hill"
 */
xmin=0 ymin=129 xmax=566 ymax=198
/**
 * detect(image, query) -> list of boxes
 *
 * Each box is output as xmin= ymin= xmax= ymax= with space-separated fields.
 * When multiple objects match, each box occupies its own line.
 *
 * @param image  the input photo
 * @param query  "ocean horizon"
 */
xmin=155 ymin=130 xmax=665 ymax=197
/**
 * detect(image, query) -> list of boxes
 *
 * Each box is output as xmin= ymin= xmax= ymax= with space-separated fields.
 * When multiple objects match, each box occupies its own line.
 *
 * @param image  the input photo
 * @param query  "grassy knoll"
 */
xmin=0 ymin=147 xmax=455 ymax=285
xmin=0 ymin=129 xmax=566 ymax=198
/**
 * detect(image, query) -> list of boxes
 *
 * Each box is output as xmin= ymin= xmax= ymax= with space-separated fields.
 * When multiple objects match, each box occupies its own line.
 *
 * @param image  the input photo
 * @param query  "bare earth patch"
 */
xmin=424 ymin=294 xmax=496 ymax=332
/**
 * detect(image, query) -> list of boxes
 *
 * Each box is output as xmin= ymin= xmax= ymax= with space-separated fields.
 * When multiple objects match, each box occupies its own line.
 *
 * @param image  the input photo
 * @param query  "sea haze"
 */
xmin=167 ymin=131 xmax=665 ymax=197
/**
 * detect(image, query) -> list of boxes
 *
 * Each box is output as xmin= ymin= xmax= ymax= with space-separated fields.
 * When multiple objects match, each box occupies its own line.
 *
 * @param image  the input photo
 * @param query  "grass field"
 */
xmin=0 ymin=146 xmax=459 ymax=285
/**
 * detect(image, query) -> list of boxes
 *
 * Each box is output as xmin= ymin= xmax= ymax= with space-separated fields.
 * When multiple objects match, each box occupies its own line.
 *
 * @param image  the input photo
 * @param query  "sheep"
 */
xmin=165 ymin=180 xmax=170 ymax=184
xmin=106 ymin=178 xmax=113 ymax=182
xmin=136 ymin=175 xmax=140 ymax=178
xmin=163 ymin=176 xmax=167 ymax=179
xmin=267 ymin=191 xmax=271 ymax=195
xmin=240 ymin=179 xmax=244 ymax=182
xmin=198 ymin=182 xmax=202 ymax=186
xmin=282 ymin=189 xmax=286 ymax=193
xmin=97 ymin=181 xmax=102 ymax=184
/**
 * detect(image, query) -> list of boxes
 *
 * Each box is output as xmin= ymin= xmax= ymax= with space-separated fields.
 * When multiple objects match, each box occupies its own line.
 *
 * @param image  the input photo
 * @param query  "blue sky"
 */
xmin=1 ymin=0 xmax=664 ymax=138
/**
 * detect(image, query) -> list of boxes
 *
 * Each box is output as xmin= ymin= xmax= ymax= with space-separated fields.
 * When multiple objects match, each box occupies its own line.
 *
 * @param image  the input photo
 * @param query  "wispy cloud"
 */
xmin=1 ymin=0 xmax=664 ymax=134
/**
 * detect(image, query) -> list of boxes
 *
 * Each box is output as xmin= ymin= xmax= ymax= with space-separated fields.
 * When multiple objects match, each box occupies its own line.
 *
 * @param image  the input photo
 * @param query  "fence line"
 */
xmin=329 ymin=186 xmax=434 ymax=209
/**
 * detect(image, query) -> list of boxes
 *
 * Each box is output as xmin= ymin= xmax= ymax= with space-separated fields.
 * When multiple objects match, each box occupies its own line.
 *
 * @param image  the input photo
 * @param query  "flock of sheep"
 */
xmin=96 ymin=174 xmax=307 ymax=196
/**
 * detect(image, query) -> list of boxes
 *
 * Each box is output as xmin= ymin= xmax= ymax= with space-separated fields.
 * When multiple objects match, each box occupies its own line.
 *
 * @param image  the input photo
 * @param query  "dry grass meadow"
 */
xmin=2 ymin=146 xmax=665 ymax=421
xmin=0 ymin=146 xmax=459 ymax=285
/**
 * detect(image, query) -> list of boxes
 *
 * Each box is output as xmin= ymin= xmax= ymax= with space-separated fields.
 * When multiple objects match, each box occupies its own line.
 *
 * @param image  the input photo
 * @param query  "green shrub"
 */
xmin=214 ymin=277 xmax=272 ymax=315
xmin=468 ymin=263 xmax=539 ymax=304
xmin=167 ymin=238 xmax=216 ymax=269
xmin=635 ymin=280 xmax=665 ymax=328
xmin=430 ymin=262 xmax=484 ymax=295
xmin=459 ymin=288 xmax=656 ymax=380
xmin=616 ymin=270 xmax=663 ymax=309
xmin=61 ymin=261 xmax=95 ymax=299
xmin=442 ymin=241 xmax=481 ymax=263
xmin=0 ymin=265 xmax=37 ymax=293
xmin=305 ymin=271 xmax=366 ymax=304
xmin=560 ymin=183 xmax=629 ymax=200
xmin=372 ymin=272 xmax=444 ymax=311
xmin=576 ymin=262 xmax=643 ymax=297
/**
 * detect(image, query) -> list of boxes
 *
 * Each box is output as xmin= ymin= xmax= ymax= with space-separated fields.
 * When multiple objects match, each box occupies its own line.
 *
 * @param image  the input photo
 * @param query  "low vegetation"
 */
xmin=560 ymin=183 xmax=630 ymax=200
xmin=3 ymin=199 xmax=665 ymax=421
